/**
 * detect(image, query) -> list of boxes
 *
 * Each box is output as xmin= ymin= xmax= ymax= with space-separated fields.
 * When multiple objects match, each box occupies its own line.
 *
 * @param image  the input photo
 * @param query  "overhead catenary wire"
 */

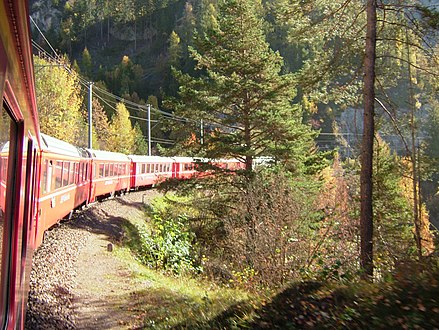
xmin=30 ymin=18 xmax=239 ymax=133
xmin=30 ymin=18 xmax=195 ymax=126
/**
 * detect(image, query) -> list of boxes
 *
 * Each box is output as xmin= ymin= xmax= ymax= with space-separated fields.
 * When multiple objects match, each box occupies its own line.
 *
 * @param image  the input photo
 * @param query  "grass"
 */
xmin=115 ymin=197 xmax=439 ymax=329
xmin=113 ymin=246 xmax=255 ymax=329
xmin=116 ymin=242 xmax=439 ymax=329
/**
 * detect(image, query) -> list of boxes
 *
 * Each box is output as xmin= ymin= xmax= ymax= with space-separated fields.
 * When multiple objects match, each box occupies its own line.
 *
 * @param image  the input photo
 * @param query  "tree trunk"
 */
xmin=107 ymin=16 xmax=110 ymax=44
xmin=360 ymin=0 xmax=377 ymax=280
xmin=407 ymin=29 xmax=423 ymax=259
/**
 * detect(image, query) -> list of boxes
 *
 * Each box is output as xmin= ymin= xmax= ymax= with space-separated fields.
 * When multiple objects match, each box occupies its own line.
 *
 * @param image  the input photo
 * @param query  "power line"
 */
xmin=29 ymin=18 xmax=193 ymax=126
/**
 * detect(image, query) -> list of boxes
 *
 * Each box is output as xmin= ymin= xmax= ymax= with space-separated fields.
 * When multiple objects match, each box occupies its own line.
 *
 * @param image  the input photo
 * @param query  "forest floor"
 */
xmin=66 ymin=190 xmax=439 ymax=329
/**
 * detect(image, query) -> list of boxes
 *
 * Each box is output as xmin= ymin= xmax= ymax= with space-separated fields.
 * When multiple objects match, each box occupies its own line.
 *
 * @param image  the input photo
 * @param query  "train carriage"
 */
xmin=172 ymin=157 xmax=198 ymax=179
xmin=0 ymin=0 xmax=41 ymax=327
xmin=128 ymin=155 xmax=175 ymax=189
xmin=36 ymin=134 xmax=90 ymax=247
xmin=87 ymin=149 xmax=131 ymax=202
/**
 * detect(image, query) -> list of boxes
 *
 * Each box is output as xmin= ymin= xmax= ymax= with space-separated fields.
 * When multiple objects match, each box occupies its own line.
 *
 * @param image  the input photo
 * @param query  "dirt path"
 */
xmin=70 ymin=190 xmax=159 ymax=329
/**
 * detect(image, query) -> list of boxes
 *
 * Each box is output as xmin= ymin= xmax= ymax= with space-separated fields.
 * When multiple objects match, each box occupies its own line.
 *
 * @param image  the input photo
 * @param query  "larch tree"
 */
xmin=108 ymin=102 xmax=135 ymax=154
xmin=91 ymin=97 xmax=111 ymax=150
xmin=81 ymin=47 xmax=92 ymax=77
xmin=132 ymin=123 xmax=149 ymax=155
xmin=34 ymin=55 xmax=84 ymax=144
xmin=169 ymin=0 xmax=316 ymax=174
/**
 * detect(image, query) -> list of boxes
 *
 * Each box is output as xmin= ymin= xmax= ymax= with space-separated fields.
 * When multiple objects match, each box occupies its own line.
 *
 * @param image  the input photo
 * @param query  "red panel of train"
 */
xmin=86 ymin=149 xmax=131 ymax=202
xmin=36 ymin=134 xmax=90 ymax=246
xmin=128 ymin=155 xmax=176 ymax=188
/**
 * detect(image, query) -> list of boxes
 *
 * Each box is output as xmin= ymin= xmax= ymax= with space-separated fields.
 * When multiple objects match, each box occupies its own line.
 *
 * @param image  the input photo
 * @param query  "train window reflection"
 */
xmin=55 ymin=161 xmax=62 ymax=189
xmin=0 ymin=104 xmax=14 ymax=317
xmin=42 ymin=160 xmax=48 ymax=194
xmin=62 ymin=162 xmax=69 ymax=186
xmin=0 ymin=107 xmax=12 ymax=270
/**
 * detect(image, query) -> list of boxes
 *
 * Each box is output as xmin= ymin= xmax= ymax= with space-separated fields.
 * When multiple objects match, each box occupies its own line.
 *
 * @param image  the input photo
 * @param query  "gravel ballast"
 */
xmin=24 ymin=190 xmax=158 ymax=330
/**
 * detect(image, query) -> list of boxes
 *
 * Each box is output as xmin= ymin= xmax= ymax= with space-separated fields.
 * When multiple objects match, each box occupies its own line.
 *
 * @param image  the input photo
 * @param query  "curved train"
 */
xmin=0 ymin=1 xmax=243 ymax=328
xmin=36 ymin=133 xmax=243 ymax=247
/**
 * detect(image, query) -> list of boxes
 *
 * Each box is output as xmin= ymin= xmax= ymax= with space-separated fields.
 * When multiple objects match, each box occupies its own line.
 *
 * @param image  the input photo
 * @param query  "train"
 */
xmin=36 ymin=134 xmax=243 ymax=247
xmin=0 ymin=1 xmax=244 ymax=328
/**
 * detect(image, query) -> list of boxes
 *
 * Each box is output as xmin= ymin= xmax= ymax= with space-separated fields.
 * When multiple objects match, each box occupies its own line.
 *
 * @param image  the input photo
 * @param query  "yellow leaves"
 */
xmin=107 ymin=102 xmax=136 ymax=154
xmin=34 ymin=55 xmax=84 ymax=144
xmin=122 ymin=55 xmax=130 ymax=66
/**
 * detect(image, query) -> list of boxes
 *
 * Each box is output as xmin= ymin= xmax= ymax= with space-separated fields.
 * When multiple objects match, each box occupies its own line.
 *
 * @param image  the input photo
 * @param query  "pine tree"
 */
xmin=170 ymin=0 xmax=316 ymax=173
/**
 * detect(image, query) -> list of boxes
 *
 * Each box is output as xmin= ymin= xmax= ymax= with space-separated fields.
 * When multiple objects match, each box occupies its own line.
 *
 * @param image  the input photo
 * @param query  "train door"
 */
xmin=16 ymin=137 xmax=38 ymax=328
xmin=89 ymin=160 xmax=97 ymax=203
xmin=172 ymin=162 xmax=179 ymax=179
xmin=0 ymin=100 xmax=23 ymax=328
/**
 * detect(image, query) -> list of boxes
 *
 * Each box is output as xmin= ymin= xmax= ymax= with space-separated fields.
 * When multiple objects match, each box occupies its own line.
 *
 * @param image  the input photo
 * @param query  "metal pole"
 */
xmin=147 ymin=104 xmax=151 ymax=156
xmin=88 ymin=82 xmax=93 ymax=149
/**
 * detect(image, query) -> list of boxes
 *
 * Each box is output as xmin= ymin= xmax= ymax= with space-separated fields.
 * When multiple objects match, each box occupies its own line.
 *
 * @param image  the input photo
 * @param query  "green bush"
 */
xmin=135 ymin=197 xmax=200 ymax=274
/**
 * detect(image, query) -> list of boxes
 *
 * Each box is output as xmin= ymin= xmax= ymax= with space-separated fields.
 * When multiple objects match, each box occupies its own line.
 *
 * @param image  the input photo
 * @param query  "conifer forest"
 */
xmin=30 ymin=0 xmax=439 ymax=327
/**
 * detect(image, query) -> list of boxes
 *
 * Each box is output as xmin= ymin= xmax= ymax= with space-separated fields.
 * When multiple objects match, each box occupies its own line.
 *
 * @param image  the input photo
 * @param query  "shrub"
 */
xmin=134 ymin=196 xmax=201 ymax=274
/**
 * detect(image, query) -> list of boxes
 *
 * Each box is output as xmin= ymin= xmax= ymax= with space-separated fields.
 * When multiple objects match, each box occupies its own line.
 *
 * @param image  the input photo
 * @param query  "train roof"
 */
xmin=128 ymin=155 xmax=176 ymax=163
xmin=86 ymin=149 xmax=130 ymax=162
xmin=171 ymin=156 xmax=196 ymax=163
xmin=41 ymin=134 xmax=84 ymax=157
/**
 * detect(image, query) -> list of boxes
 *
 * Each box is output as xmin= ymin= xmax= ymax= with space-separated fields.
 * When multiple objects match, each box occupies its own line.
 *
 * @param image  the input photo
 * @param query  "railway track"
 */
xmin=25 ymin=190 xmax=160 ymax=330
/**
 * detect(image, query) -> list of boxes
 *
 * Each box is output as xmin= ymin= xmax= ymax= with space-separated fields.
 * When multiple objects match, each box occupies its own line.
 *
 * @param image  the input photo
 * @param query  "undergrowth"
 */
xmin=119 ymin=192 xmax=439 ymax=329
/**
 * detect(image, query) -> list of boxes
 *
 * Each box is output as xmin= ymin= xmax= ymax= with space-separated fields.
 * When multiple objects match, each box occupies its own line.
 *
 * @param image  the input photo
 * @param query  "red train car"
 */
xmin=87 ymin=149 xmax=131 ymax=202
xmin=0 ymin=0 xmax=41 ymax=327
xmin=172 ymin=157 xmax=198 ymax=179
xmin=35 ymin=134 xmax=90 ymax=247
xmin=128 ymin=155 xmax=175 ymax=189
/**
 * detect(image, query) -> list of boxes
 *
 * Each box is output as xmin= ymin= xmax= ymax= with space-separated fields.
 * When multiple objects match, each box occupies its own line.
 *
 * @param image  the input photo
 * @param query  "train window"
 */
xmin=79 ymin=163 xmax=83 ymax=182
xmin=74 ymin=163 xmax=79 ymax=184
xmin=104 ymin=164 xmax=109 ymax=177
xmin=41 ymin=160 xmax=48 ymax=194
xmin=62 ymin=162 xmax=69 ymax=186
xmin=0 ymin=105 xmax=12 ymax=305
xmin=99 ymin=164 xmax=104 ymax=178
xmin=47 ymin=161 xmax=53 ymax=192
xmin=55 ymin=161 xmax=62 ymax=189
xmin=0 ymin=102 xmax=20 ymax=325
xmin=69 ymin=163 xmax=75 ymax=185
